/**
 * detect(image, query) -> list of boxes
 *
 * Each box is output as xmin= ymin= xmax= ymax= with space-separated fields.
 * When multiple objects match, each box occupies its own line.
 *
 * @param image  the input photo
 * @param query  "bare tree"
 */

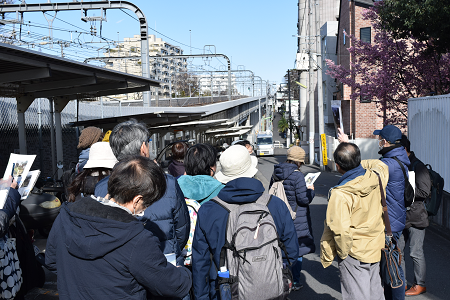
xmin=173 ymin=73 xmax=199 ymax=97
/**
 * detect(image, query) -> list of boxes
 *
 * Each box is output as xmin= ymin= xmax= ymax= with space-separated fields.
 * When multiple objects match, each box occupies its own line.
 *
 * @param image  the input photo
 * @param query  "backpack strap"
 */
xmin=374 ymin=171 xmax=393 ymax=237
xmin=392 ymin=156 xmax=409 ymax=183
xmin=255 ymin=192 xmax=272 ymax=207
xmin=411 ymin=159 xmax=420 ymax=172
xmin=211 ymin=196 xmax=232 ymax=212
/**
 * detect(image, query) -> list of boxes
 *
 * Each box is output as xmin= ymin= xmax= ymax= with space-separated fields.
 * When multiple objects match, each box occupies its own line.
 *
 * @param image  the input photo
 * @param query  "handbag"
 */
xmin=0 ymin=233 xmax=23 ymax=299
xmin=375 ymin=173 xmax=404 ymax=289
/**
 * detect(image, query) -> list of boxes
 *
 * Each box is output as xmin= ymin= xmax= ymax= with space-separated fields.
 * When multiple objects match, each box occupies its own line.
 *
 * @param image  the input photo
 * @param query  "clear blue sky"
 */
xmin=9 ymin=0 xmax=298 ymax=84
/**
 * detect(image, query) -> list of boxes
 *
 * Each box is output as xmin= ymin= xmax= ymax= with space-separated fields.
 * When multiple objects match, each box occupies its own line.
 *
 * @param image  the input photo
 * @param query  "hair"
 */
xmin=286 ymin=159 xmax=302 ymax=169
xmin=235 ymin=140 xmax=251 ymax=147
xmin=68 ymin=168 xmax=112 ymax=202
xmin=109 ymin=119 xmax=149 ymax=161
xmin=172 ymin=142 xmax=189 ymax=161
xmin=400 ymin=134 xmax=411 ymax=152
xmin=333 ymin=142 xmax=361 ymax=172
xmin=184 ymin=143 xmax=217 ymax=176
xmin=108 ymin=155 xmax=166 ymax=206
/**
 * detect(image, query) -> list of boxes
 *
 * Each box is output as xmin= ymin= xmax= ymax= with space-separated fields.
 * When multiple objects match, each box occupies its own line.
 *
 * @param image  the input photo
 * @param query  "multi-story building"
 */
xmin=334 ymin=0 xmax=382 ymax=138
xmin=198 ymin=73 xmax=238 ymax=96
xmin=104 ymin=34 xmax=188 ymax=98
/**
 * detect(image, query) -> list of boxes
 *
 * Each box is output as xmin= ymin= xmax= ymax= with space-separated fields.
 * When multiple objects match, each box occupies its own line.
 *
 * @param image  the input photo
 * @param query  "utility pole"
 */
xmin=315 ymin=0 xmax=325 ymax=170
xmin=299 ymin=0 xmax=308 ymax=141
xmin=308 ymin=0 xmax=315 ymax=165
xmin=288 ymin=69 xmax=292 ymax=146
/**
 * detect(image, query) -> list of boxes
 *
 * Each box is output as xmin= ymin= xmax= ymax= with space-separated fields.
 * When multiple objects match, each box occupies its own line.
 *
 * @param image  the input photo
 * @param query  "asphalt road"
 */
xmin=26 ymin=153 xmax=450 ymax=300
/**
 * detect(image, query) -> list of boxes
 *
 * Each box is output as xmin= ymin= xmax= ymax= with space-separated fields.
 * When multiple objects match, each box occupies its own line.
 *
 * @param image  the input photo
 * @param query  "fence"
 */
xmin=0 ymin=95 xmax=251 ymax=177
xmin=1 ymin=97 xmax=78 ymax=178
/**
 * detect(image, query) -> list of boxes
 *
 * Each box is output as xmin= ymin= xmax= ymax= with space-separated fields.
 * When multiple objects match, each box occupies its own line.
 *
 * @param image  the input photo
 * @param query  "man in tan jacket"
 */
xmin=321 ymin=142 xmax=388 ymax=300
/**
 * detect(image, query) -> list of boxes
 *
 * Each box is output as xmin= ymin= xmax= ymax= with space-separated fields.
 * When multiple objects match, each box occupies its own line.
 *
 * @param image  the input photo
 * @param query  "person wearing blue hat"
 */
xmin=373 ymin=125 xmax=409 ymax=300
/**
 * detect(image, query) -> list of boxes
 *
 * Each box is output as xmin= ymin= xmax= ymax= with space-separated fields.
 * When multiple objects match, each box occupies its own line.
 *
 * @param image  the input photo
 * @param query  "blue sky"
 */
xmin=5 ymin=0 xmax=298 ymax=84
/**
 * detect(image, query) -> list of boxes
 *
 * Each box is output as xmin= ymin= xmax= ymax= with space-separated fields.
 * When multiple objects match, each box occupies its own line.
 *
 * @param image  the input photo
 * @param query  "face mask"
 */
xmin=378 ymin=139 xmax=385 ymax=151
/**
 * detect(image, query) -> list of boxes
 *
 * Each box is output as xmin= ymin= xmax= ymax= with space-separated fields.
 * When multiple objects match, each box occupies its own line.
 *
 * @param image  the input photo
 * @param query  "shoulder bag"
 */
xmin=375 ymin=172 xmax=404 ymax=289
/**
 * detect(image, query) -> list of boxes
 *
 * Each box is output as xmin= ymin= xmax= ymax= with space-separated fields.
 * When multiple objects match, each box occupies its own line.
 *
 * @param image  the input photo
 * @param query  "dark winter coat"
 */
xmin=94 ymin=174 xmax=190 ymax=258
xmin=45 ymin=197 xmax=192 ymax=300
xmin=168 ymin=160 xmax=186 ymax=178
xmin=192 ymin=178 xmax=299 ymax=300
xmin=0 ymin=188 xmax=20 ymax=237
xmin=406 ymin=151 xmax=431 ymax=229
xmin=139 ymin=174 xmax=190 ymax=257
xmin=379 ymin=145 xmax=410 ymax=233
xmin=270 ymin=162 xmax=315 ymax=256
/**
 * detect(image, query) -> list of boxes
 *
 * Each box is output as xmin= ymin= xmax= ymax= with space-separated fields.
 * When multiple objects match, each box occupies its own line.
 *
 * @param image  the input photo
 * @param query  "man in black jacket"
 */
xmin=399 ymin=135 xmax=431 ymax=296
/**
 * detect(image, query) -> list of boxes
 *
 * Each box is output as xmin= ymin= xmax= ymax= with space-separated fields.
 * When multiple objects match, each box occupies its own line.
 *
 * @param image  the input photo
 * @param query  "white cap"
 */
xmin=83 ymin=142 xmax=118 ymax=169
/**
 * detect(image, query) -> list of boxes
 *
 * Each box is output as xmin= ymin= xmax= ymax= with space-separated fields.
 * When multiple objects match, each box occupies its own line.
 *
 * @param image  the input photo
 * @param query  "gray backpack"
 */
xmin=269 ymin=171 xmax=299 ymax=220
xmin=212 ymin=193 xmax=292 ymax=300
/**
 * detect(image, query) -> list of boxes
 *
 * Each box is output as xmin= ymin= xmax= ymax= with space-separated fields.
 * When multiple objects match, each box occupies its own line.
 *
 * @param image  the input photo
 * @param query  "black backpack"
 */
xmin=393 ymin=157 xmax=415 ymax=207
xmin=411 ymin=161 xmax=444 ymax=216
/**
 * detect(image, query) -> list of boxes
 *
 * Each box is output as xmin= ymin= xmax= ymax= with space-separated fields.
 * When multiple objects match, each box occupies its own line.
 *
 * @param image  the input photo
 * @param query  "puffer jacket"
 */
xmin=139 ymin=174 xmax=190 ymax=258
xmin=379 ymin=145 xmax=410 ymax=232
xmin=270 ymin=162 xmax=315 ymax=256
xmin=320 ymin=160 xmax=388 ymax=268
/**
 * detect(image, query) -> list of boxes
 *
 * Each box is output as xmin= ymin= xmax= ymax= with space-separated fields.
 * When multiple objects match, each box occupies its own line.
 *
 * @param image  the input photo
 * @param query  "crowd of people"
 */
xmin=0 ymin=118 xmax=432 ymax=300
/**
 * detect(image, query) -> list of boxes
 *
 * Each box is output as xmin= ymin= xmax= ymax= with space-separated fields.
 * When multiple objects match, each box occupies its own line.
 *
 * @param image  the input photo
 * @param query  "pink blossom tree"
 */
xmin=326 ymin=2 xmax=450 ymax=126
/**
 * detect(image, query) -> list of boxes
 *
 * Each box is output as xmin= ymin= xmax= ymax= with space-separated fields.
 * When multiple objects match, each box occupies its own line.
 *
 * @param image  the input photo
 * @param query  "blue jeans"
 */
xmin=289 ymin=256 xmax=303 ymax=284
xmin=384 ymin=231 xmax=405 ymax=300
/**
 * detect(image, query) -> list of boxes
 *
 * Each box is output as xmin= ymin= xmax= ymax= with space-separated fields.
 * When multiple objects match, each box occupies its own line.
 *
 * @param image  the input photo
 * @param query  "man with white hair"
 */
xmin=192 ymin=145 xmax=298 ymax=300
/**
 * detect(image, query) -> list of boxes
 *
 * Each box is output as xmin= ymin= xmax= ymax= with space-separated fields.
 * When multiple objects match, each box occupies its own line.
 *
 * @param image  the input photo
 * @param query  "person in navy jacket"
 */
xmin=270 ymin=146 xmax=315 ymax=290
xmin=94 ymin=119 xmax=190 ymax=261
xmin=373 ymin=125 xmax=409 ymax=300
xmin=192 ymin=145 xmax=299 ymax=300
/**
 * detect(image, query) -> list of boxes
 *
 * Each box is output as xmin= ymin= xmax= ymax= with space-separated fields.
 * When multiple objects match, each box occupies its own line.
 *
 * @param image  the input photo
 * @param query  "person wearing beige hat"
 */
xmin=270 ymin=145 xmax=315 ymax=291
xmin=76 ymin=126 xmax=104 ymax=173
xmin=192 ymin=145 xmax=299 ymax=300
xmin=68 ymin=142 xmax=117 ymax=202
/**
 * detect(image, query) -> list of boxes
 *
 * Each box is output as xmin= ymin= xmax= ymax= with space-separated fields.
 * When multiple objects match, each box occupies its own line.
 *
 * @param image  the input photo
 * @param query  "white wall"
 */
xmin=408 ymin=94 xmax=450 ymax=192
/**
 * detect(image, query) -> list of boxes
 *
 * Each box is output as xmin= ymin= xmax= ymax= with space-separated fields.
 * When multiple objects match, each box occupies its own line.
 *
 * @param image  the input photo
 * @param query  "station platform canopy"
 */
xmin=0 ymin=42 xmax=162 ymax=177
xmin=70 ymin=111 xmax=206 ymax=131
xmin=213 ymin=128 xmax=252 ymax=138
xmin=0 ymin=43 xmax=159 ymax=100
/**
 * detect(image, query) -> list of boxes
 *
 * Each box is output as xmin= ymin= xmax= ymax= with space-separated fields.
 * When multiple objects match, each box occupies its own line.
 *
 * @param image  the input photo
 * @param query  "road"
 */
xmin=27 ymin=153 xmax=450 ymax=300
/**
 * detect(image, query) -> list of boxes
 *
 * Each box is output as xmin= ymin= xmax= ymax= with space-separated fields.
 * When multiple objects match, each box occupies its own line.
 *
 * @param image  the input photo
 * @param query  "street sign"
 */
xmin=321 ymin=134 xmax=328 ymax=166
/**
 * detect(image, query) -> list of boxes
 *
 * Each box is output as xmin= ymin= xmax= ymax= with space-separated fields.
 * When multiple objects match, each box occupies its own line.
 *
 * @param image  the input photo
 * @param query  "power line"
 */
xmin=119 ymin=9 xmax=204 ymax=51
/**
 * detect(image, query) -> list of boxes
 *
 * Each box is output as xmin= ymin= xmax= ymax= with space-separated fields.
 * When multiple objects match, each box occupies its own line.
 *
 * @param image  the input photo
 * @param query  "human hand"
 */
xmin=0 ymin=176 xmax=15 ymax=189
xmin=10 ymin=178 xmax=17 ymax=189
xmin=307 ymin=185 xmax=314 ymax=191
xmin=337 ymin=128 xmax=349 ymax=143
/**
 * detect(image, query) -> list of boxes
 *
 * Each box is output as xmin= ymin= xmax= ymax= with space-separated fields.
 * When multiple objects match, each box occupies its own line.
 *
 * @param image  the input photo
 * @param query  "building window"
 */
xmin=360 ymin=27 xmax=371 ymax=44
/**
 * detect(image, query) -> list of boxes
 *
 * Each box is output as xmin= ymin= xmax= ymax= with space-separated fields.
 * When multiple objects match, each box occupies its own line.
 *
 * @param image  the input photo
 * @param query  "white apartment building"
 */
xmin=198 ymin=73 xmax=238 ymax=96
xmin=104 ymin=34 xmax=188 ymax=98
